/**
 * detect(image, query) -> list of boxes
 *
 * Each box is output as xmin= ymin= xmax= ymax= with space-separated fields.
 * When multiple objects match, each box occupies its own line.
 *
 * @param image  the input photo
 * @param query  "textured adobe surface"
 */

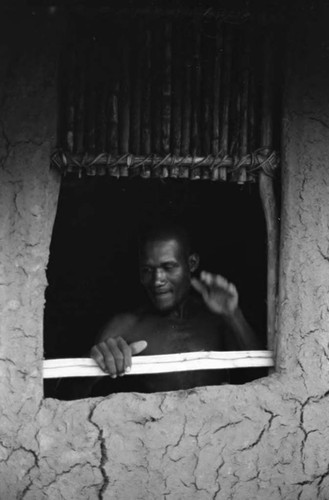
xmin=1 ymin=3 xmax=329 ymax=499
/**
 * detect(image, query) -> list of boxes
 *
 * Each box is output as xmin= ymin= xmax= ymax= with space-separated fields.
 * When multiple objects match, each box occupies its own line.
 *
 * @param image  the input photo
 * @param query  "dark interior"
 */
xmin=44 ymin=175 xmax=268 ymax=397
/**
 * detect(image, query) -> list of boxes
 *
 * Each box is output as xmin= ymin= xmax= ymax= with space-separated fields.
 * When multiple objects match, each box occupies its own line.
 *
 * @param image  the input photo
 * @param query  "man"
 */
xmin=90 ymin=223 xmax=260 ymax=394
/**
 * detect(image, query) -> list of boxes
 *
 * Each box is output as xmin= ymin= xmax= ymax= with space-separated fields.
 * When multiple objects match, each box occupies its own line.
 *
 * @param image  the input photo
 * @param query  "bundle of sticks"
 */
xmin=58 ymin=15 xmax=280 ymax=184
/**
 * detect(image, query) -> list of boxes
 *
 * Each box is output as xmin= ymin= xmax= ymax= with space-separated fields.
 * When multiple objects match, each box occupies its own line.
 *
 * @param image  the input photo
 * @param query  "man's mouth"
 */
xmin=150 ymin=289 xmax=174 ymax=310
xmin=154 ymin=290 xmax=171 ymax=296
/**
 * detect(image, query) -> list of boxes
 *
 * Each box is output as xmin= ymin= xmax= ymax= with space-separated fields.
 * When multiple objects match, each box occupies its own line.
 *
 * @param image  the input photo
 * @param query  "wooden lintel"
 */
xmin=44 ymin=350 xmax=274 ymax=378
xmin=259 ymin=171 xmax=279 ymax=351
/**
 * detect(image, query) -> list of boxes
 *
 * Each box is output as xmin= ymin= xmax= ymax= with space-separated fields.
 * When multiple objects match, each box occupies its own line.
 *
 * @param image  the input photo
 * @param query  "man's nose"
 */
xmin=154 ymin=268 xmax=166 ymax=286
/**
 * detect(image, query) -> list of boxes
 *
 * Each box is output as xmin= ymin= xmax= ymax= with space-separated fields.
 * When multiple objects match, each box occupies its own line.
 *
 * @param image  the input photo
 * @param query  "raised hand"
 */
xmin=90 ymin=337 xmax=148 ymax=378
xmin=191 ymin=271 xmax=238 ymax=317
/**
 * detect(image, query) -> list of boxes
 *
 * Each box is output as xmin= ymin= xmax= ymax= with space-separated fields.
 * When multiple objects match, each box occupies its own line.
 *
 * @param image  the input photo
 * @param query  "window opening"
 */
xmin=44 ymin=177 xmax=271 ymax=399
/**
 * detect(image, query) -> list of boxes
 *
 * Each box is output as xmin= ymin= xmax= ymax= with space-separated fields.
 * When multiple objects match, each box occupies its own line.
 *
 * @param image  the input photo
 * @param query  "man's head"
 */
xmin=138 ymin=223 xmax=199 ymax=312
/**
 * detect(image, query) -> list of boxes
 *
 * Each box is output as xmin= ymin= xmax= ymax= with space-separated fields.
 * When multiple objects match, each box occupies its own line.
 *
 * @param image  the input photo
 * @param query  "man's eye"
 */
xmin=164 ymin=264 xmax=175 ymax=271
xmin=141 ymin=267 xmax=152 ymax=274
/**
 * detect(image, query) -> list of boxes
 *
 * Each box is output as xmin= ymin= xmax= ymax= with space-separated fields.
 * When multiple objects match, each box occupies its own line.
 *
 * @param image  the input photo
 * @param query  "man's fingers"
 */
xmin=130 ymin=340 xmax=148 ymax=356
xmin=227 ymin=282 xmax=237 ymax=296
xmin=106 ymin=338 xmax=125 ymax=375
xmin=90 ymin=345 xmax=106 ymax=372
xmin=91 ymin=338 xmax=147 ymax=377
xmin=117 ymin=336 xmax=132 ymax=374
xmin=200 ymin=271 xmax=232 ymax=292
xmin=214 ymin=274 xmax=230 ymax=290
xmin=191 ymin=277 xmax=208 ymax=296
xmin=191 ymin=278 xmax=209 ymax=299
xmin=200 ymin=271 xmax=213 ymax=286
xmin=91 ymin=338 xmax=125 ymax=377
xmin=98 ymin=341 xmax=118 ymax=377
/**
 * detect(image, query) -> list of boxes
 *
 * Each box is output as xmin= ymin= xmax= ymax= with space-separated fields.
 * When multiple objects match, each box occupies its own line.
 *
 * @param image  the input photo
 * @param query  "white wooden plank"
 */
xmin=43 ymin=351 xmax=274 ymax=378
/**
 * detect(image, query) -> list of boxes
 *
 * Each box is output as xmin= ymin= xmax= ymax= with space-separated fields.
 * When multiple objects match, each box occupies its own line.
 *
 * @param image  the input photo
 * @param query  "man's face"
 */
xmin=139 ymin=238 xmax=194 ymax=312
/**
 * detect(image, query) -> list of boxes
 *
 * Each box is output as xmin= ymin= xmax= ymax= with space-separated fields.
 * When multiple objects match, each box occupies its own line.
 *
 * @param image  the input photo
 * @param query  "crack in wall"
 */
xmin=0 ymin=118 xmax=11 ymax=174
xmin=0 ymin=118 xmax=45 ymax=178
xmin=161 ymin=415 xmax=187 ymax=461
xmin=126 ymin=414 xmax=164 ymax=427
xmin=87 ymin=403 xmax=110 ymax=500
xmin=317 ymin=243 xmax=329 ymax=263
xmin=0 ymin=445 xmax=40 ymax=500
xmin=288 ymin=391 xmax=329 ymax=476
xmin=238 ymin=426 xmax=266 ymax=452
xmin=309 ymin=116 xmax=329 ymax=129
xmin=39 ymin=462 xmax=100 ymax=492
xmin=213 ymin=420 xmax=243 ymax=435
xmin=293 ymin=462 xmax=329 ymax=499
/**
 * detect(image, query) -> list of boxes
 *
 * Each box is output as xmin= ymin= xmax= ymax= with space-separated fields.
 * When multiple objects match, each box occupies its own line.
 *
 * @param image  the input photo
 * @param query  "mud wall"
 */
xmin=1 ymin=3 xmax=329 ymax=499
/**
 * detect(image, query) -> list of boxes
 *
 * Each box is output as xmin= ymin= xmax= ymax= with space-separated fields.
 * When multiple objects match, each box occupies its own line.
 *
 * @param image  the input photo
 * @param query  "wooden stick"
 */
xmin=107 ymin=79 xmax=119 ymax=155
xmin=151 ymin=21 xmax=162 ymax=154
xmin=259 ymin=173 xmax=279 ymax=351
xmin=130 ymin=22 xmax=142 ymax=155
xmin=43 ymin=351 xmax=274 ymax=378
xmin=219 ymin=24 xmax=233 ymax=180
xmin=260 ymin=28 xmax=273 ymax=149
xmin=201 ymin=22 xmax=212 ymax=157
xmin=220 ymin=24 xmax=232 ymax=155
xmin=65 ymin=46 xmax=75 ymax=153
xmin=73 ymin=48 xmax=85 ymax=154
xmin=212 ymin=22 xmax=223 ymax=156
xmin=141 ymin=26 xmax=152 ymax=155
xmin=85 ymin=43 xmax=96 ymax=152
xmin=191 ymin=22 xmax=201 ymax=158
xmin=259 ymin=27 xmax=279 ymax=351
xmin=57 ymin=43 xmax=66 ymax=150
xmin=119 ymin=23 xmax=130 ymax=154
xmin=247 ymin=49 xmax=256 ymax=181
xmin=237 ymin=26 xmax=250 ymax=184
xmin=171 ymin=23 xmax=182 ymax=157
xmin=230 ymin=81 xmax=241 ymax=161
xmin=181 ymin=27 xmax=192 ymax=156
xmin=161 ymin=21 xmax=172 ymax=154
xmin=96 ymin=80 xmax=108 ymax=153
xmin=52 ymin=152 xmax=278 ymax=170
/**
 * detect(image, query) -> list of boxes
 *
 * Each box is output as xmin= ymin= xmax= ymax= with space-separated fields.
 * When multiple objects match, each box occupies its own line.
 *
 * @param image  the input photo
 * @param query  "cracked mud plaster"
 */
xmin=28 ymin=381 xmax=324 ymax=500
xmin=0 ymin=5 xmax=62 ymax=500
xmin=2 ymin=3 xmax=329 ymax=500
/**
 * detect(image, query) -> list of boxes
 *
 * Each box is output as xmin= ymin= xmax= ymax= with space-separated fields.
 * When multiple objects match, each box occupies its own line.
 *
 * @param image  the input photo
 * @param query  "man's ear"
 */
xmin=188 ymin=253 xmax=199 ymax=273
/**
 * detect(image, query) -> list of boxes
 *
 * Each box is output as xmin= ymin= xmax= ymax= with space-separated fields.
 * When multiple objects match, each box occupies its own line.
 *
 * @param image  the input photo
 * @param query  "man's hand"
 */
xmin=191 ymin=271 xmax=238 ymax=317
xmin=90 ymin=337 xmax=147 ymax=378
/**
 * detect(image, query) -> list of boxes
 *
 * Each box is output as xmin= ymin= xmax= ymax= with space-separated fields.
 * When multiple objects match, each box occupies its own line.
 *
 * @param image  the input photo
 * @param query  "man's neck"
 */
xmin=157 ymin=292 xmax=200 ymax=319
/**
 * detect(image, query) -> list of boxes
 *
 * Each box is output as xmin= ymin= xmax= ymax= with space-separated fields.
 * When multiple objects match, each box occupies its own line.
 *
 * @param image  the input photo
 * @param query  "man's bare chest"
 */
xmin=126 ymin=313 xmax=226 ymax=355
